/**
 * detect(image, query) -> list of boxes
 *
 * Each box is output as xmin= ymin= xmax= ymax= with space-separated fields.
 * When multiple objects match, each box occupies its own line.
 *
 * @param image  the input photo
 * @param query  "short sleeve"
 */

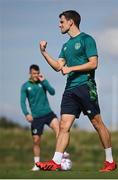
xmin=59 ymin=45 xmax=66 ymax=59
xmin=85 ymin=36 xmax=98 ymax=58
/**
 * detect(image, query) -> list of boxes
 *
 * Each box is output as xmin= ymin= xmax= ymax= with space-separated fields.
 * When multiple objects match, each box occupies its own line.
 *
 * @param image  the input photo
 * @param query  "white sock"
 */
xmin=34 ymin=156 xmax=40 ymax=163
xmin=105 ymin=147 xmax=113 ymax=163
xmin=52 ymin=152 xmax=63 ymax=164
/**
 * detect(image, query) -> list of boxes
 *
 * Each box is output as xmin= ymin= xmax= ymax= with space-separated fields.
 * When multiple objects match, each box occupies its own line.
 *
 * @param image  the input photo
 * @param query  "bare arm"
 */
xmin=39 ymin=41 xmax=65 ymax=71
xmin=61 ymin=56 xmax=98 ymax=75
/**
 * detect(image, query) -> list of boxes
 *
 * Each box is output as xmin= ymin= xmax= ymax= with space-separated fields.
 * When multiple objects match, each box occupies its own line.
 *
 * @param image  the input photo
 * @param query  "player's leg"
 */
xmin=35 ymin=112 xmax=60 ymax=171
xmin=51 ymin=89 xmax=80 ymax=166
xmin=78 ymin=84 xmax=117 ymax=172
xmin=36 ymin=114 xmax=75 ymax=170
xmin=31 ymin=117 xmax=44 ymax=171
xmin=53 ymin=89 xmax=80 ymax=154
xmin=32 ymin=135 xmax=41 ymax=171
xmin=50 ymin=116 xmax=71 ymax=159
xmin=49 ymin=117 xmax=59 ymax=138
xmin=91 ymin=114 xmax=117 ymax=172
xmin=52 ymin=114 xmax=75 ymax=164
xmin=91 ymin=114 xmax=111 ymax=148
xmin=36 ymin=90 xmax=79 ymax=170
xmin=55 ymin=114 xmax=75 ymax=152
xmin=32 ymin=135 xmax=41 ymax=159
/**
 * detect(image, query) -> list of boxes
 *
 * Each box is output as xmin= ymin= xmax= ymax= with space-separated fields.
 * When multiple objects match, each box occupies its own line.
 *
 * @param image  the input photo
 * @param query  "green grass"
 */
xmin=0 ymin=167 xmax=118 ymax=179
xmin=0 ymin=127 xmax=118 ymax=179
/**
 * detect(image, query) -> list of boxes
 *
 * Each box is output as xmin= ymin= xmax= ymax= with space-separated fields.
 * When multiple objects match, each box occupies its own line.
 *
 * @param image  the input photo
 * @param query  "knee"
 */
xmin=59 ymin=120 xmax=70 ymax=133
xmin=33 ymin=136 xmax=40 ymax=145
xmin=91 ymin=116 xmax=104 ymax=130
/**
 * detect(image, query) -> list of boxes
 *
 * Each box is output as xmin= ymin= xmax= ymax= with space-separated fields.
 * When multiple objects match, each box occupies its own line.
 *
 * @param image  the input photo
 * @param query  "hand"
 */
xmin=39 ymin=40 xmax=47 ymax=52
xmin=61 ymin=66 xmax=72 ymax=75
xmin=26 ymin=114 xmax=33 ymax=123
xmin=38 ymin=73 xmax=45 ymax=81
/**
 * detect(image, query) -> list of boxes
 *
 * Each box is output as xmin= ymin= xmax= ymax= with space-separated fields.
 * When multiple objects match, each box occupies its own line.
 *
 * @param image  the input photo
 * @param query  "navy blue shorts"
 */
xmin=31 ymin=112 xmax=57 ymax=136
xmin=61 ymin=84 xmax=100 ymax=120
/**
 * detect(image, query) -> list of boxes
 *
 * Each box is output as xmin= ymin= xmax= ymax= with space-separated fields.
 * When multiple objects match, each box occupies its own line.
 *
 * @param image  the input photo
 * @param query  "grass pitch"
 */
xmin=0 ymin=127 xmax=118 ymax=179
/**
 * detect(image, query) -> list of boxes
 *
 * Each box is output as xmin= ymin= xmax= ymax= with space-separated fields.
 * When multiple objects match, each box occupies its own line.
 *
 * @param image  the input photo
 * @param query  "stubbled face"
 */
xmin=30 ymin=69 xmax=39 ymax=82
xmin=59 ymin=15 xmax=72 ymax=34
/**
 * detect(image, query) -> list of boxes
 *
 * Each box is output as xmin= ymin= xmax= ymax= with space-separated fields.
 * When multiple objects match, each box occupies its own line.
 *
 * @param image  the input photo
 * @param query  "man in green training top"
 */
xmin=36 ymin=10 xmax=117 ymax=172
xmin=20 ymin=64 xmax=60 ymax=171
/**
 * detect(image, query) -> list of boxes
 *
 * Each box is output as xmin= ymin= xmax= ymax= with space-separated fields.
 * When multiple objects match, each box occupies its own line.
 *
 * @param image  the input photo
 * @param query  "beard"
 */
xmin=61 ymin=28 xmax=69 ymax=34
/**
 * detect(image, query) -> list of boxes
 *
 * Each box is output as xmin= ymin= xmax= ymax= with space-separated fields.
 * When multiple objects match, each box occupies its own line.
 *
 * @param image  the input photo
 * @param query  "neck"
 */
xmin=68 ymin=26 xmax=81 ymax=38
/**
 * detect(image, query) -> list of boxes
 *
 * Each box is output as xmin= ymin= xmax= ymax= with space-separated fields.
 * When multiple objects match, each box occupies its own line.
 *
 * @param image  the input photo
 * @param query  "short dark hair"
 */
xmin=59 ymin=10 xmax=81 ymax=28
xmin=29 ymin=64 xmax=40 ymax=72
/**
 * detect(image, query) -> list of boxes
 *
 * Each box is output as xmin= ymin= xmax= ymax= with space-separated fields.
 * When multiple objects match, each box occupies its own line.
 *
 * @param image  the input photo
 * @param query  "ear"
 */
xmin=69 ymin=19 xmax=74 ymax=26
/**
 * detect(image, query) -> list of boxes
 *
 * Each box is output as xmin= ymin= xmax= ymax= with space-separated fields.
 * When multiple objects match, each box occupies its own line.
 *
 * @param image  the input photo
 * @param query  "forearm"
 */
xmin=62 ymin=60 xmax=97 ymax=75
xmin=21 ymin=102 xmax=29 ymax=116
xmin=41 ymin=51 xmax=61 ymax=71
xmin=20 ymin=89 xmax=29 ymax=116
xmin=41 ymin=80 xmax=55 ymax=95
xmin=70 ymin=61 xmax=97 ymax=72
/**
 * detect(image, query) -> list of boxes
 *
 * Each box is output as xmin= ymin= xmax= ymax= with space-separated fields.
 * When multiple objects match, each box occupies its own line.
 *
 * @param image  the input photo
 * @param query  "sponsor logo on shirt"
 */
xmin=27 ymin=87 xmax=32 ymax=91
xmin=64 ymin=46 xmax=67 ymax=51
xmin=75 ymin=43 xmax=81 ymax=50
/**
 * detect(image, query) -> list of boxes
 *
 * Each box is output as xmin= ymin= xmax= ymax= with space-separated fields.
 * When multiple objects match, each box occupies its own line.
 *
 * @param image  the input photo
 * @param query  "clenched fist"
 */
xmin=39 ymin=40 xmax=47 ymax=52
xmin=61 ymin=66 xmax=72 ymax=75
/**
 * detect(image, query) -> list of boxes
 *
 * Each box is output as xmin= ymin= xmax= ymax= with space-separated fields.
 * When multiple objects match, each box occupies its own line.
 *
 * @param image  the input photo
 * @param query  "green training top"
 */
xmin=20 ymin=79 xmax=55 ymax=118
xmin=59 ymin=32 xmax=98 ymax=90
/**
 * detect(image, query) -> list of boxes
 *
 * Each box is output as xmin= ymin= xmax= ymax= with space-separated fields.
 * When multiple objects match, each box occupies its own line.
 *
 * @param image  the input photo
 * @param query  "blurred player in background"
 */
xmin=20 ymin=64 xmax=60 ymax=171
